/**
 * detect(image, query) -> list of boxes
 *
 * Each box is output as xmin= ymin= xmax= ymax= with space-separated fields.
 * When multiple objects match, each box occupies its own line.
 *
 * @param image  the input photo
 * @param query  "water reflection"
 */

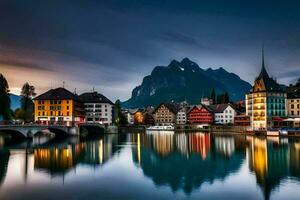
xmin=132 ymin=133 xmax=245 ymax=193
xmin=0 ymin=149 xmax=9 ymax=186
xmin=0 ymin=133 xmax=299 ymax=199
xmin=247 ymin=137 xmax=300 ymax=199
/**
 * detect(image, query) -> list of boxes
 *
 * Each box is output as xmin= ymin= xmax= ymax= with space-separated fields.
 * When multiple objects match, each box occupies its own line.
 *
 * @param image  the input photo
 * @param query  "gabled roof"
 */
xmin=35 ymin=87 xmax=79 ymax=100
xmin=154 ymin=103 xmax=179 ymax=114
xmin=79 ymin=92 xmax=114 ymax=105
xmin=187 ymin=104 xmax=215 ymax=114
xmin=209 ymin=104 xmax=234 ymax=113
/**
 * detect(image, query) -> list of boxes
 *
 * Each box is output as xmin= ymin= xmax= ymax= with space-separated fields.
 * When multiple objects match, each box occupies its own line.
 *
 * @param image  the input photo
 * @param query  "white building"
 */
xmin=213 ymin=104 xmax=236 ymax=124
xmin=79 ymin=92 xmax=114 ymax=125
xmin=176 ymin=107 xmax=187 ymax=124
xmin=123 ymin=108 xmax=139 ymax=124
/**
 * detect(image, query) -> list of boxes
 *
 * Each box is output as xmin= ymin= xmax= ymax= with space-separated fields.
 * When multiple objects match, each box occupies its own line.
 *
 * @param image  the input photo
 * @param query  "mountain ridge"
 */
xmin=122 ymin=58 xmax=251 ymax=108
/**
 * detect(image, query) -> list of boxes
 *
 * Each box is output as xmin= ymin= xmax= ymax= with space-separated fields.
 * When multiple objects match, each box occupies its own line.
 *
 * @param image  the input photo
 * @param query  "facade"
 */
xmin=287 ymin=78 xmax=300 ymax=117
xmin=79 ymin=92 xmax=114 ymax=125
xmin=246 ymin=51 xmax=286 ymax=130
xmin=201 ymin=98 xmax=213 ymax=106
xmin=34 ymin=87 xmax=85 ymax=126
xmin=153 ymin=103 xmax=178 ymax=125
xmin=176 ymin=107 xmax=187 ymax=124
xmin=187 ymin=105 xmax=214 ymax=124
xmin=123 ymin=108 xmax=139 ymax=124
xmin=234 ymin=114 xmax=251 ymax=126
xmin=212 ymin=104 xmax=236 ymax=124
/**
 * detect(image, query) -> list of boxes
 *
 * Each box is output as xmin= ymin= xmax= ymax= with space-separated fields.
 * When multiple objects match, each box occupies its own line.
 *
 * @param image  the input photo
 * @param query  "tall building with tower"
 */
xmin=246 ymin=49 xmax=286 ymax=130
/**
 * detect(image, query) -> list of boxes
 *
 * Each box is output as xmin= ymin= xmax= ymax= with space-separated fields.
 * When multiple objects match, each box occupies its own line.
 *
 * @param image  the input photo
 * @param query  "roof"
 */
xmin=35 ymin=87 xmax=79 ymax=101
xmin=79 ymin=92 xmax=114 ymax=105
xmin=287 ymin=79 xmax=300 ymax=99
xmin=187 ymin=104 xmax=214 ymax=114
xmin=154 ymin=103 xmax=179 ymax=114
xmin=209 ymin=104 xmax=234 ymax=113
xmin=252 ymin=49 xmax=285 ymax=93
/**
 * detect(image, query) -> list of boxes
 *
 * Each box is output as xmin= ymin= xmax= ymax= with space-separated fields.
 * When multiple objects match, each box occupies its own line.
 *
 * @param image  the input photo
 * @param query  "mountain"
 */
xmin=122 ymin=58 xmax=252 ymax=108
xmin=10 ymin=94 xmax=21 ymax=110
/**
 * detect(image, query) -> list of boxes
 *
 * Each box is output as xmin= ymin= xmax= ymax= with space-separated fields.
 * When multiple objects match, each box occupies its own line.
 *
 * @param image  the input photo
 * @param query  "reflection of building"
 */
xmin=190 ymin=133 xmax=210 ymax=159
xmin=34 ymin=87 xmax=85 ymax=126
xmin=246 ymin=50 xmax=286 ymax=130
xmin=287 ymin=79 xmax=300 ymax=117
xmin=214 ymin=137 xmax=235 ymax=156
xmin=132 ymin=133 xmax=245 ymax=194
xmin=247 ymin=137 xmax=300 ymax=200
xmin=34 ymin=144 xmax=85 ymax=175
xmin=248 ymin=138 xmax=268 ymax=179
xmin=79 ymin=92 xmax=114 ymax=125
xmin=0 ymin=150 xmax=9 ymax=185
xmin=151 ymin=133 xmax=174 ymax=156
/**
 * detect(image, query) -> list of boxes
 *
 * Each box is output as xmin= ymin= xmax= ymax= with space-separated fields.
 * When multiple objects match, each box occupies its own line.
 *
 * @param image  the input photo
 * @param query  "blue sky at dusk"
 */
xmin=1 ymin=0 xmax=300 ymax=101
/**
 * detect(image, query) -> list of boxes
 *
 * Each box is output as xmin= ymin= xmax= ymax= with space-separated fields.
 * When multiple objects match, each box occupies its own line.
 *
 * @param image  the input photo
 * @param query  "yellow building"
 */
xmin=34 ymin=87 xmax=85 ymax=126
xmin=246 ymin=50 xmax=286 ymax=130
xmin=287 ymin=78 xmax=300 ymax=117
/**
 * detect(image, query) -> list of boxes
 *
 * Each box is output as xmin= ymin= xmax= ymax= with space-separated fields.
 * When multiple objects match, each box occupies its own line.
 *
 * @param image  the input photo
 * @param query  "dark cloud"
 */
xmin=0 ymin=0 xmax=300 ymax=100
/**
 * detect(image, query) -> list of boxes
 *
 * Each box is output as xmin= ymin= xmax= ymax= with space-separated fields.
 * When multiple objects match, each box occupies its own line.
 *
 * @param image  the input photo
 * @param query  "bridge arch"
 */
xmin=0 ymin=129 xmax=27 ymax=139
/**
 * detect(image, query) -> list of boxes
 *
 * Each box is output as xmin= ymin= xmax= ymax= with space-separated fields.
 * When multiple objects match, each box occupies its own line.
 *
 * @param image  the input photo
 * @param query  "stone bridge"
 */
xmin=0 ymin=125 xmax=79 ymax=138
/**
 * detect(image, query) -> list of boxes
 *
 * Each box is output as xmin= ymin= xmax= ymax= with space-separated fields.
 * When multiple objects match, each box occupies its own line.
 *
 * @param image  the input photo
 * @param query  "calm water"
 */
xmin=0 ymin=133 xmax=300 ymax=200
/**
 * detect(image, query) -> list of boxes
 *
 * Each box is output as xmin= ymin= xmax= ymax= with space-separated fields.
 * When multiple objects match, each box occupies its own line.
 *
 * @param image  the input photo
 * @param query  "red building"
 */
xmin=187 ymin=105 xmax=214 ymax=124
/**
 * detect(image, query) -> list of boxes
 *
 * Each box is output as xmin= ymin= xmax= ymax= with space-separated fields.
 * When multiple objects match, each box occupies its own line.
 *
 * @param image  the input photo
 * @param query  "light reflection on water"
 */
xmin=0 ymin=133 xmax=299 ymax=200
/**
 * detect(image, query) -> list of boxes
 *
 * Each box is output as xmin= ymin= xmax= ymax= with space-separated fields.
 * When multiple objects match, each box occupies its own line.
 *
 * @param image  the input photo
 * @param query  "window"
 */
xmin=42 ymin=112 xmax=45 ymax=116
xmin=38 ymin=101 xmax=41 ymax=104
xmin=67 ymin=112 xmax=69 ymax=116
xmin=67 ymin=106 xmax=69 ymax=110
xmin=67 ymin=100 xmax=69 ymax=104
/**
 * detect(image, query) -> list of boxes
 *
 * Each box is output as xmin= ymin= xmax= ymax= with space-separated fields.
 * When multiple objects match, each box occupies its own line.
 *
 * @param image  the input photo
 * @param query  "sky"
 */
xmin=1 ymin=0 xmax=300 ymax=101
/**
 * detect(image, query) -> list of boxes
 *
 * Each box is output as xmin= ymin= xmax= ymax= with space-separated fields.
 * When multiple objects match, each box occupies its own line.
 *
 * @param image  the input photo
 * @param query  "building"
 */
xmin=153 ymin=103 xmax=179 ymax=125
xmin=34 ymin=87 xmax=85 ymax=126
xmin=123 ymin=108 xmax=139 ymax=124
xmin=201 ymin=97 xmax=213 ymax=106
xmin=176 ymin=106 xmax=187 ymax=124
xmin=287 ymin=78 xmax=300 ymax=117
xmin=79 ymin=92 xmax=114 ymax=125
xmin=187 ymin=105 xmax=214 ymax=124
xmin=234 ymin=114 xmax=251 ymax=126
xmin=212 ymin=104 xmax=236 ymax=124
xmin=245 ymin=50 xmax=286 ymax=130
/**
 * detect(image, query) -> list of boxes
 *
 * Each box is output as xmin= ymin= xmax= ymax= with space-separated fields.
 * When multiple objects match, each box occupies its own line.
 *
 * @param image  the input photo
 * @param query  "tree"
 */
xmin=20 ymin=82 xmax=36 ymax=122
xmin=0 ymin=74 xmax=11 ymax=120
xmin=114 ymin=99 xmax=128 ymax=126
xmin=210 ymin=88 xmax=216 ymax=104
xmin=224 ymin=92 xmax=229 ymax=103
xmin=217 ymin=92 xmax=230 ymax=104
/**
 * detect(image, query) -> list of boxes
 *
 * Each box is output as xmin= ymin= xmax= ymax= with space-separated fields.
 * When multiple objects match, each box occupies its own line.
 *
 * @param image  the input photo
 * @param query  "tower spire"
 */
xmin=259 ymin=44 xmax=269 ymax=79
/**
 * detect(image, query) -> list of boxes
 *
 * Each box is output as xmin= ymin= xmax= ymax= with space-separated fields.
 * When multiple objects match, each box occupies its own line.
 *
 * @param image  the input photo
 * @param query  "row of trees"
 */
xmin=210 ymin=88 xmax=230 ymax=104
xmin=0 ymin=73 xmax=36 ymax=122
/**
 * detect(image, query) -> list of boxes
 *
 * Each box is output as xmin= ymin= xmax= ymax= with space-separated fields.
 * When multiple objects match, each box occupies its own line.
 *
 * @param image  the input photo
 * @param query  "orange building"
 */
xmin=34 ymin=87 xmax=85 ymax=126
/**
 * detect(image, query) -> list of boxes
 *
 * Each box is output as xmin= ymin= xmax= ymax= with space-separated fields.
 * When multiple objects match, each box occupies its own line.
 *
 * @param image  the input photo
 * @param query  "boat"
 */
xmin=146 ymin=125 xmax=175 ymax=133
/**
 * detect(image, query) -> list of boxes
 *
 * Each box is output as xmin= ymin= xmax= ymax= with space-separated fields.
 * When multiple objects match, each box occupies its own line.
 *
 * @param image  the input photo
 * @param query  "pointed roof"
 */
xmin=258 ymin=47 xmax=270 ymax=80
xmin=253 ymin=48 xmax=285 ymax=93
